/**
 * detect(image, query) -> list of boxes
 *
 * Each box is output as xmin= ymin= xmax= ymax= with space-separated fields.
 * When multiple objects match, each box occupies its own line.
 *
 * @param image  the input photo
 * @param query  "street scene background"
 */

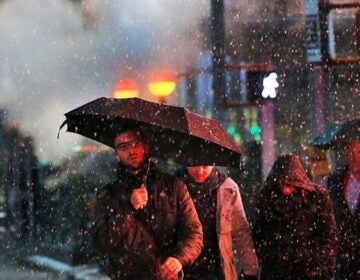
xmin=0 ymin=0 xmax=359 ymax=278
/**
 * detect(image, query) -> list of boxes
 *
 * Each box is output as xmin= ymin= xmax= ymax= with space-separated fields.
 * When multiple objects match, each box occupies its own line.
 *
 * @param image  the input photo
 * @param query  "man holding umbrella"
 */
xmin=91 ymin=125 xmax=203 ymax=279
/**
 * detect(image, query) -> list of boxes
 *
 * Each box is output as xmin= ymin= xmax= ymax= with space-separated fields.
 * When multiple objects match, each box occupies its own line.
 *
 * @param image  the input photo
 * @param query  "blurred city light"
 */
xmin=72 ymin=144 xmax=109 ymax=152
xmin=227 ymin=123 xmax=241 ymax=145
xmin=250 ymin=123 xmax=261 ymax=141
xmin=148 ymin=70 xmax=176 ymax=97
xmin=113 ymin=78 xmax=139 ymax=99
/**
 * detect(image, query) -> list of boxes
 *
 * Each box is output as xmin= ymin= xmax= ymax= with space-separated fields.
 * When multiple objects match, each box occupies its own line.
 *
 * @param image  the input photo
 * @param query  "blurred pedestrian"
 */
xmin=253 ymin=154 xmax=338 ymax=280
xmin=91 ymin=125 xmax=203 ymax=280
xmin=327 ymin=141 xmax=360 ymax=279
xmin=176 ymin=165 xmax=259 ymax=280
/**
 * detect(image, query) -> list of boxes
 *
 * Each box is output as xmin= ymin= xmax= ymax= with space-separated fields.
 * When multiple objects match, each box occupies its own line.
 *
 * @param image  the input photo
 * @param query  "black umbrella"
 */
xmin=311 ymin=118 xmax=360 ymax=150
xmin=59 ymin=97 xmax=241 ymax=167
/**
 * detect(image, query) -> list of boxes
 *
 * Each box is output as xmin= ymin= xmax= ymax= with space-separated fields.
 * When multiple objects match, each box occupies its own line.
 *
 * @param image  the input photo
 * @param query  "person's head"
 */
xmin=265 ymin=154 xmax=316 ymax=193
xmin=114 ymin=127 xmax=148 ymax=172
xmin=187 ymin=165 xmax=214 ymax=183
xmin=345 ymin=141 xmax=360 ymax=180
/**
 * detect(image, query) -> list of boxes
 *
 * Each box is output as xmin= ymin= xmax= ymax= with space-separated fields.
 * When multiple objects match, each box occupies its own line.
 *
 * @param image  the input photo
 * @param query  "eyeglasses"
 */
xmin=115 ymin=139 xmax=143 ymax=152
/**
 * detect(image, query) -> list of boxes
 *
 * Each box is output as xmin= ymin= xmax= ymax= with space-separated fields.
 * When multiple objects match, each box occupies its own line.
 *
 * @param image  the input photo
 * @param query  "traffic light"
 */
xmin=246 ymin=71 xmax=278 ymax=101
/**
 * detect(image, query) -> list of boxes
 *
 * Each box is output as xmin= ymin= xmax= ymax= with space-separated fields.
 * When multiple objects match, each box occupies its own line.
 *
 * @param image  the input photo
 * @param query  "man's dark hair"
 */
xmin=114 ymin=123 xmax=145 ymax=142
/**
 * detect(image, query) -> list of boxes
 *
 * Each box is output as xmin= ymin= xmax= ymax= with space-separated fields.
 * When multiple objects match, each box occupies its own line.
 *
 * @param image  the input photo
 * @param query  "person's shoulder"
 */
xmin=314 ymin=184 xmax=329 ymax=194
xmin=96 ymin=180 xmax=118 ymax=200
xmin=312 ymin=184 xmax=333 ymax=203
xmin=152 ymin=166 xmax=174 ymax=180
xmin=326 ymin=165 xmax=348 ymax=189
xmin=219 ymin=176 xmax=239 ymax=193
xmin=152 ymin=167 xmax=186 ymax=187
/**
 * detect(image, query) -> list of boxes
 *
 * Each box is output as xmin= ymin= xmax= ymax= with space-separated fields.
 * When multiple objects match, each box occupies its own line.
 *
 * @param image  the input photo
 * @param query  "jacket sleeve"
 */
xmin=312 ymin=188 xmax=339 ymax=277
xmin=172 ymin=179 xmax=203 ymax=267
xmin=228 ymin=180 xmax=259 ymax=276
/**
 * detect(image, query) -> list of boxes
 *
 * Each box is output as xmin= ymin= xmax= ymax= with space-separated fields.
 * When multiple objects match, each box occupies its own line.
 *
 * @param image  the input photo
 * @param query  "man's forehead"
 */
xmin=115 ymin=130 xmax=140 ymax=143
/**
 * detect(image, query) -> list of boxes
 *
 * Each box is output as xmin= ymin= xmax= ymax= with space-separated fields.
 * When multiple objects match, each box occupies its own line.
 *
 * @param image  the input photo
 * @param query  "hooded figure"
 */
xmin=253 ymin=154 xmax=338 ymax=280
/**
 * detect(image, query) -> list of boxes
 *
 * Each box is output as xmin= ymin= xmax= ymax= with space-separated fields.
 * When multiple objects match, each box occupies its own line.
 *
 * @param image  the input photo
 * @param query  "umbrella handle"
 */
xmin=143 ymin=158 xmax=152 ymax=188
xmin=57 ymin=120 xmax=67 ymax=139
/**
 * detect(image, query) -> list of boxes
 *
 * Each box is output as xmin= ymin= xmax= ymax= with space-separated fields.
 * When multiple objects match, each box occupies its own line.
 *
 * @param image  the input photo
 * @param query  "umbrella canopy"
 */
xmin=311 ymin=122 xmax=345 ymax=150
xmin=60 ymin=97 xmax=241 ymax=167
xmin=311 ymin=118 xmax=360 ymax=150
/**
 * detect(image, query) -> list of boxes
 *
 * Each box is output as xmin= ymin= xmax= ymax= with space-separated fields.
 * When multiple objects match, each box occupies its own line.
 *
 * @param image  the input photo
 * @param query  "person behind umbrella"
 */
xmin=175 ymin=165 xmax=259 ymax=280
xmin=91 ymin=125 xmax=203 ymax=280
xmin=327 ymin=140 xmax=360 ymax=279
xmin=253 ymin=154 xmax=338 ymax=280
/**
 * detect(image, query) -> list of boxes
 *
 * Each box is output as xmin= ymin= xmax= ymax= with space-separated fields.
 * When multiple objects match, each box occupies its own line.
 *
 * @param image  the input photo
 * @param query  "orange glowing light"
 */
xmin=148 ymin=70 xmax=176 ymax=97
xmin=114 ymin=78 xmax=139 ymax=98
xmin=80 ymin=144 xmax=97 ymax=152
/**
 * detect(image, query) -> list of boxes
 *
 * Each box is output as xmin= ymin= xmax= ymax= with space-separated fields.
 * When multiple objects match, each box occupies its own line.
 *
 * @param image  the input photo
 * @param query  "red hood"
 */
xmin=265 ymin=154 xmax=316 ymax=191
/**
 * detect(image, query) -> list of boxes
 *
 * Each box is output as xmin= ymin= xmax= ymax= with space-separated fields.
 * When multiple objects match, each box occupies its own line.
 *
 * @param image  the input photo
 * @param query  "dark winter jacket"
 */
xmin=253 ymin=154 xmax=338 ymax=280
xmin=327 ymin=166 xmax=360 ymax=280
xmin=91 ymin=162 xmax=203 ymax=280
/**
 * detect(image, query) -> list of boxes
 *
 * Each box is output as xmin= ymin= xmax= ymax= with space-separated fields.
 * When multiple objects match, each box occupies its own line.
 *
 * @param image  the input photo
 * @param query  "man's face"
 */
xmin=345 ymin=141 xmax=360 ymax=180
xmin=187 ymin=166 xmax=214 ymax=183
xmin=114 ymin=130 xmax=148 ymax=171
